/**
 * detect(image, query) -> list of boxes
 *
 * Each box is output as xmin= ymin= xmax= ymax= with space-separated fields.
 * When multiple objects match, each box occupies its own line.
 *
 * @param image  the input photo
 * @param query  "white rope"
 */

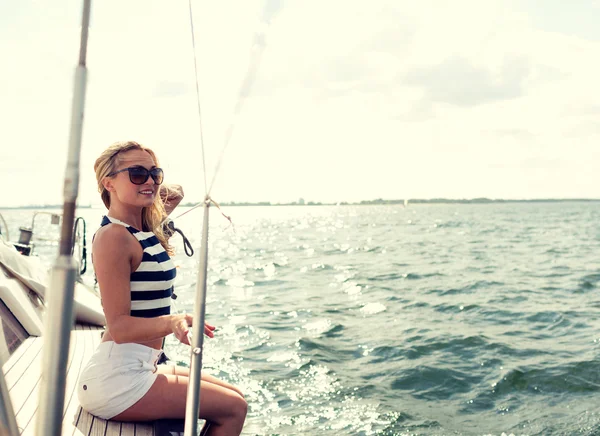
xmin=186 ymin=0 xmax=280 ymax=203
xmin=182 ymin=4 xmax=280 ymax=433
xmin=188 ymin=0 xmax=208 ymax=195
xmin=207 ymin=29 xmax=269 ymax=196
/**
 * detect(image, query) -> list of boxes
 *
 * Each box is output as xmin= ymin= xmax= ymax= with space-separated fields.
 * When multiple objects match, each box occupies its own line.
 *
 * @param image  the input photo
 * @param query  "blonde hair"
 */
xmin=94 ymin=141 xmax=174 ymax=255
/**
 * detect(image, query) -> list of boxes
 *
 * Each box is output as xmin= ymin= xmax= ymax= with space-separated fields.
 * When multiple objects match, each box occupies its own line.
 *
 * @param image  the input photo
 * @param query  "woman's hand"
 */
xmin=171 ymin=313 xmax=194 ymax=345
xmin=171 ymin=314 xmax=216 ymax=345
xmin=204 ymin=322 xmax=215 ymax=338
xmin=160 ymin=184 xmax=184 ymax=216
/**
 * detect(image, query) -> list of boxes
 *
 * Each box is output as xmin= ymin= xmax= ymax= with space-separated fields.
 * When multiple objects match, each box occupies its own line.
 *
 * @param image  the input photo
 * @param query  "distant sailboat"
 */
xmin=404 ymin=198 xmax=409 ymax=208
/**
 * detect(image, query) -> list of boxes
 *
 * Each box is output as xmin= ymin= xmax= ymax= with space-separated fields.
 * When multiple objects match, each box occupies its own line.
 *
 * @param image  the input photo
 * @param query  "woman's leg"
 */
xmin=202 ymin=373 xmax=245 ymax=399
xmin=112 ymin=373 xmax=247 ymax=436
xmin=157 ymin=364 xmax=245 ymax=398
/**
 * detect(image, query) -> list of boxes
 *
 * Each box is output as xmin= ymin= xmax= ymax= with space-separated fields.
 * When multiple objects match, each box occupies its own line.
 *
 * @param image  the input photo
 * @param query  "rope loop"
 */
xmin=205 ymin=195 xmax=235 ymax=233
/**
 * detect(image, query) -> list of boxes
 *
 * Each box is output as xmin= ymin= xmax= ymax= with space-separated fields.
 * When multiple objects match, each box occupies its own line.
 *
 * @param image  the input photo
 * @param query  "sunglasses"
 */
xmin=108 ymin=166 xmax=164 ymax=185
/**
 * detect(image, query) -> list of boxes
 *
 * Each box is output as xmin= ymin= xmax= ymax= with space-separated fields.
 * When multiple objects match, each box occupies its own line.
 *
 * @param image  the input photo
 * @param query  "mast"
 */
xmin=183 ymin=0 xmax=211 ymax=432
xmin=35 ymin=1 xmax=91 ymax=435
xmin=184 ymin=199 xmax=210 ymax=436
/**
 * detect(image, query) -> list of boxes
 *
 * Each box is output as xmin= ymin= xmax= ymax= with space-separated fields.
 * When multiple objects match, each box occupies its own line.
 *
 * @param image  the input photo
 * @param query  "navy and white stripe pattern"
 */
xmin=101 ymin=216 xmax=176 ymax=318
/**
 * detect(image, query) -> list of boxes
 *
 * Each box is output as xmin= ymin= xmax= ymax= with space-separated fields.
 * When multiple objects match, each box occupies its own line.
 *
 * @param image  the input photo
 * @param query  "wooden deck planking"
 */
xmin=2 ymin=334 xmax=36 ymax=376
xmin=2 ymin=325 xmax=98 ymax=435
xmin=18 ymin=324 xmax=84 ymax=436
xmin=74 ymin=326 xmax=105 ymax=436
xmin=20 ymin=326 xmax=89 ymax=436
xmin=106 ymin=421 xmax=122 ymax=434
xmin=5 ymin=337 xmax=41 ymax=435
xmin=73 ymin=407 xmax=95 ymax=436
xmin=4 ymin=336 xmax=43 ymax=390
xmin=62 ymin=325 xmax=95 ymax=435
xmin=7 ymin=336 xmax=47 ymax=433
xmin=74 ymin=325 xmax=110 ymax=436
xmin=72 ymin=324 xmax=156 ymax=436
xmin=135 ymin=422 xmax=155 ymax=436
xmin=121 ymin=422 xmax=135 ymax=435
xmin=2 ymin=323 xmax=194 ymax=436
xmin=88 ymin=416 xmax=108 ymax=436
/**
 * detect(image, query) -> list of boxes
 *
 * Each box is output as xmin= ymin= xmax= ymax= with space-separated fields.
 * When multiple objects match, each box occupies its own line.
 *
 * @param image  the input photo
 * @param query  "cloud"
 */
xmin=564 ymin=120 xmax=600 ymax=138
xmin=261 ymin=0 xmax=284 ymax=24
xmin=485 ymin=128 xmax=535 ymax=141
xmin=562 ymin=103 xmax=600 ymax=117
xmin=152 ymin=80 xmax=190 ymax=98
xmin=403 ymin=55 xmax=531 ymax=107
xmin=2 ymin=1 xmax=600 ymax=207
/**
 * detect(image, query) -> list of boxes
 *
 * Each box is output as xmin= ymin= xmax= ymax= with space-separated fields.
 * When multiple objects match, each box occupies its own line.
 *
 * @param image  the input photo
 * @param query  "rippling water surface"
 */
xmin=4 ymin=202 xmax=600 ymax=435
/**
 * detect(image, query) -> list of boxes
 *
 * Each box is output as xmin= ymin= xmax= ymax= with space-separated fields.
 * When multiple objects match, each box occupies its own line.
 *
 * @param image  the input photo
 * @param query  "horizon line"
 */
xmin=3 ymin=197 xmax=600 ymax=209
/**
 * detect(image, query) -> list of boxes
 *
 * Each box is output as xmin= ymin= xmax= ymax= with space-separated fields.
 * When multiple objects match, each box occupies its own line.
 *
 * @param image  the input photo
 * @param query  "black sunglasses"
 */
xmin=108 ymin=166 xmax=164 ymax=185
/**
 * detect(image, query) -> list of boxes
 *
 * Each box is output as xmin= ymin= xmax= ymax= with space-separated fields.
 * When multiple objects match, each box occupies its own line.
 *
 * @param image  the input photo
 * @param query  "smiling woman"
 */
xmin=81 ymin=140 xmax=247 ymax=433
xmin=93 ymin=141 xmax=173 ymax=251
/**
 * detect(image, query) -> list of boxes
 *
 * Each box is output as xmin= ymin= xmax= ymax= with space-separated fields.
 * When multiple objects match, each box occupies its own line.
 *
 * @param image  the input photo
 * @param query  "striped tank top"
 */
xmin=100 ymin=216 xmax=176 ymax=318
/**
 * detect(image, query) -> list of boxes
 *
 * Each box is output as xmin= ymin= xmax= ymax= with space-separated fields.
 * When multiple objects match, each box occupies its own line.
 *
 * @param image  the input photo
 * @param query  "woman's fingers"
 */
xmin=172 ymin=315 xmax=191 ymax=345
xmin=204 ymin=322 xmax=216 ymax=338
xmin=173 ymin=316 xmax=216 ymax=342
xmin=185 ymin=313 xmax=194 ymax=327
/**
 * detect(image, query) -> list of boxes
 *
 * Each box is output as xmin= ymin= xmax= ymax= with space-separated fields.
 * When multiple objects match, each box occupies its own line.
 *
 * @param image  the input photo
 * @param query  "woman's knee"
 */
xmin=237 ymin=395 xmax=248 ymax=419
xmin=200 ymin=387 xmax=247 ymax=425
xmin=227 ymin=394 xmax=248 ymax=421
xmin=232 ymin=385 xmax=245 ymax=399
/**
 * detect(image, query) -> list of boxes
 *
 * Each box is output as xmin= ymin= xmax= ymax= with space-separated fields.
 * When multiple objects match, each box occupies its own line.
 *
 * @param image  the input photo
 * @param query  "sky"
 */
xmin=1 ymin=0 xmax=600 ymax=207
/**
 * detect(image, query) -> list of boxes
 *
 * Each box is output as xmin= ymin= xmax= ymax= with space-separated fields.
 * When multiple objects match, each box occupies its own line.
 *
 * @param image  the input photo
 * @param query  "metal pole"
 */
xmin=0 ymin=355 xmax=19 ymax=436
xmin=184 ymin=201 xmax=210 ymax=436
xmin=35 ymin=1 xmax=91 ymax=435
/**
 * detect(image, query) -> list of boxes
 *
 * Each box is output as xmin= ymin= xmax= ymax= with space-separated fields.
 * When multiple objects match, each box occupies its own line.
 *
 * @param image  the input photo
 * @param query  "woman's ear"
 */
xmin=102 ymin=177 xmax=114 ymax=192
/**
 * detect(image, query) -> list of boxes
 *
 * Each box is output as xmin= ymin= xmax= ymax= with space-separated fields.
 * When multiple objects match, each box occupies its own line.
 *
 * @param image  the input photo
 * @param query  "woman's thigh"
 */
xmin=112 ymin=373 xmax=245 ymax=422
xmin=157 ymin=365 xmax=244 ymax=397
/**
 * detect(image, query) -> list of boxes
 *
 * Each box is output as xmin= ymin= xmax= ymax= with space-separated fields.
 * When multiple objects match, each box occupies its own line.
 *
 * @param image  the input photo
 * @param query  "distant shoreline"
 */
xmin=3 ymin=198 xmax=600 ymax=209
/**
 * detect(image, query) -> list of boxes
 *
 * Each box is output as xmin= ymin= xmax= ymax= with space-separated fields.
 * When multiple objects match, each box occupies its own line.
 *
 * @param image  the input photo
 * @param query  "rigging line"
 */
xmin=175 ymin=1 xmax=282 ymax=222
xmin=172 ymin=196 xmax=235 ymax=232
xmin=173 ymin=201 xmax=203 ymax=220
xmin=207 ymin=28 xmax=268 ymax=196
xmin=188 ymin=0 xmax=208 ymax=195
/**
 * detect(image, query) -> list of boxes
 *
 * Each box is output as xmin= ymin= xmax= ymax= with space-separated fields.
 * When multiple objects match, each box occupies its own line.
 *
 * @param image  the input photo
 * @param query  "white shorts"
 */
xmin=77 ymin=341 xmax=163 ymax=419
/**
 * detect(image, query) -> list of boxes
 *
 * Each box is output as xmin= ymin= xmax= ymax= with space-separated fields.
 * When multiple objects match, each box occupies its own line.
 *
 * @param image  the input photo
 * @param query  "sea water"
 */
xmin=3 ymin=202 xmax=600 ymax=435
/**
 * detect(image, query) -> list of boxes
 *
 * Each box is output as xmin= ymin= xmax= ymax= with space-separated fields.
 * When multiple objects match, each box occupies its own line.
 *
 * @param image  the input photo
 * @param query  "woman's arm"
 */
xmin=160 ymin=184 xmax=184 ymax=216
xmin=93 ymin=224 xmax=189 ymax=344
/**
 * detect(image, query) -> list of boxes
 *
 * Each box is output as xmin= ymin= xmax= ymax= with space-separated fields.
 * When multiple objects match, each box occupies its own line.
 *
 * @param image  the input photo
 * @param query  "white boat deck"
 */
xmin=2 ymin=324 xmax=179 ymax=436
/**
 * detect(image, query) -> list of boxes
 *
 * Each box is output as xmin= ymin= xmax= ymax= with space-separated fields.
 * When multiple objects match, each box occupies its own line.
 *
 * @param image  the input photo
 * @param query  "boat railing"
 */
xmin=0 ymin=213 xmax=9 ymax=243
xmin=13 ymin=211 xmax=62 ymax=256
xmin=1 ymin=210 xmax=88 ymax=277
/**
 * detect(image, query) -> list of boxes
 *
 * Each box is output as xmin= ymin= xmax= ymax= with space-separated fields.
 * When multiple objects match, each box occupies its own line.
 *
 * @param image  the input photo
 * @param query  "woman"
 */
xmin=77 ymin=141 xmax=247 ymax=435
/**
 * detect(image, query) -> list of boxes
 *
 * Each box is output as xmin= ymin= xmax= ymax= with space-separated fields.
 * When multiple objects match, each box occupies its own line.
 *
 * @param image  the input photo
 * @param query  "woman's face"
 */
xmin=106 ymin=149 xmax=160 ymax=208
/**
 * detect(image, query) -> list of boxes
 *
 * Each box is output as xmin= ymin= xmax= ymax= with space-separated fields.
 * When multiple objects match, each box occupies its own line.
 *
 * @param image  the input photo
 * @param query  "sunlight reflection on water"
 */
xmin=5 ymin=202 xmax=600 ymax=434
